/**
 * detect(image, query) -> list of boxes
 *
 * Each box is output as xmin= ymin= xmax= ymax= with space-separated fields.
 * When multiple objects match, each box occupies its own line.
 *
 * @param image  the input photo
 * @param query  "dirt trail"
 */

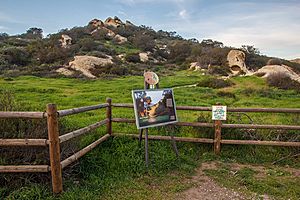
xmin=176 ymin=162 xmax=247 ymax=200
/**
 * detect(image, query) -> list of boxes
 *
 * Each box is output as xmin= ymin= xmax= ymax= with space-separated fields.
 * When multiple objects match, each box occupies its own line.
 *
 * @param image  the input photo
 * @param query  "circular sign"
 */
xmin=144 ymin=71 xmax=159 ymax=85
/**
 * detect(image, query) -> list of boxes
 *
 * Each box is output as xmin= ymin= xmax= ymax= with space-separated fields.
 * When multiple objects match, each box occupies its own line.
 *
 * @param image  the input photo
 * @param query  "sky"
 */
xmin=0 ymin=0 xmax=299 ymax=59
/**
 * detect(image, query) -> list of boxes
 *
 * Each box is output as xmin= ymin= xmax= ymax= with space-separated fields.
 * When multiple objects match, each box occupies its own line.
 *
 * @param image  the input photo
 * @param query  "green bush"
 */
xmin=197 ymin=77 xmax=234 ymax=89
xmin=267 ymin=72 xmax=300 ymax=91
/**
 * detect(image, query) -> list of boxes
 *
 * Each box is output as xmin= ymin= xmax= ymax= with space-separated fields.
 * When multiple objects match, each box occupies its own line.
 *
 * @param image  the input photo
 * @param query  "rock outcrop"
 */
xmin=89 ymin=19 xmax=105 ymax=28
xmin=56 ymin=67 xmax=75 ymax=76
xmin=227 ymin=50 xmax=251 ymax=75
xmin=291 ymin=58 xmax=300 ymax=64
xmin=254 ymin=65 xmax=300 ymax=83
xmin=68 ymin=55 xmax=113 ymax=78
xmin=114 ymin=34 xmax=127 ymax=44
xmin=189 ymin=62 xmax=203 ymax=71
xmin=139 ymin=52 xmax=149 ymax=62
xmin=104 ymin=16 xmax=124 ymax=27
xmin=59 ymin=34 xmax=72 ymax=48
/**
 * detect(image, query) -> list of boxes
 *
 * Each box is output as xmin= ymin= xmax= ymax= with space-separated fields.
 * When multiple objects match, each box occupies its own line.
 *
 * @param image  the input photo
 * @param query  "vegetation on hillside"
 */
xmin=1 ymin=17 xmax=299 ymax=78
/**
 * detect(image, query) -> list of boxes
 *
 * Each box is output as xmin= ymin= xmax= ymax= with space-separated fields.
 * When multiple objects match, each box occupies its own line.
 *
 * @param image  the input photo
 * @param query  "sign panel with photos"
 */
xmin=132 ymin=89 xmax=178 ymax=129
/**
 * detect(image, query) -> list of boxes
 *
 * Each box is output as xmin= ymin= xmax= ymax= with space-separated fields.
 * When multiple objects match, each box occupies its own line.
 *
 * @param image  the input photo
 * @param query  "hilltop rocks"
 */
xmin=68 ymin=55 xmax=113 ymax=78
xmin=89 ymin=19 xmax=105 ymax=28
xmin=105 ymin=16 xmax=124 ymax=27
xmin=291 ymin=58 xmax=300 ymax=64
xmin=56 ymin=67 xmax=75 ymax=76
xmin=59 ymin=34 xmax=72 ymax=48
xmin=254 ymin=64 xmax=300 ymax=83
xmin=227 ymin=50 xmax=251 ymax=75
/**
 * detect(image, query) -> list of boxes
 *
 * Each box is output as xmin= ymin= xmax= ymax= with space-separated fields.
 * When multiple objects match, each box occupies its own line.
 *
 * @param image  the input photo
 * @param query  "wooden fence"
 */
xmin=1 ymin=98 xmax=300 ymax=194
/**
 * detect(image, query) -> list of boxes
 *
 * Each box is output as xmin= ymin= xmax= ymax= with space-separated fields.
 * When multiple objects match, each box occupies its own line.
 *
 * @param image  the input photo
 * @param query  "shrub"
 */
xmin=197 ymin=77 xmax=234 ymax=89
xmin=267 ymin=72 xmax=300 ymax=91
xmin=217 ymin=91 xmax=236 ymax=98
xmin=267 ymin=58 xmax=282 ymax=65
xmin=131 ymin=34 xmax=155 ymax=51
xmin=207 ymin=65 xmax=230 ymax=76
xmin=125 ymin=53 xmax=140 ymax=63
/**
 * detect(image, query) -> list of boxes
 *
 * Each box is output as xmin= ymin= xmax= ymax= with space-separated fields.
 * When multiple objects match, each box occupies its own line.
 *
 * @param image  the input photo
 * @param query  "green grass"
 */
xmin=1 ymin=71 xmax=300 ymax=199
xmin=204 ymin=164 xmax=300 ymax=199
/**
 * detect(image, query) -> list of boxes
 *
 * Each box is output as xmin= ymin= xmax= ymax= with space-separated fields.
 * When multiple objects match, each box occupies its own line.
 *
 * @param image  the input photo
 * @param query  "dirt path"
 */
xmin=176 ymin=162 xmax=248 ymax=200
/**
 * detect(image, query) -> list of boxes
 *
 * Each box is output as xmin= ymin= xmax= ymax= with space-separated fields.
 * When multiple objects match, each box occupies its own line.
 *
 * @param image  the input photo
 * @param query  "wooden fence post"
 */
xmin=46 ymin=104 xmax=63 ymax=194
xmin=214 ymin=119 xmax=222 ymax=155
xmin=106 ymin=98 xmax=112 ymax=135
xmin=213 ymin=103 xmax=222 ymax=155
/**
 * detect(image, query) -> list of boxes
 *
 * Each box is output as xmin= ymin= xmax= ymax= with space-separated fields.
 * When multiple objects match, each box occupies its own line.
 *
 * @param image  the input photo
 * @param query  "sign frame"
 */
xmin=132 ymin=88 xmax=178 ymax=129
xmin=212 ymin=105 xmax=227 ymax=121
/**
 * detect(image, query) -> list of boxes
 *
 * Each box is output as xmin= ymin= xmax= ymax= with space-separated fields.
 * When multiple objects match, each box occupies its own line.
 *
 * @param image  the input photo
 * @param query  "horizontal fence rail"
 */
xmin=59 ymin=119 xmax=108 ymax=143
xmin=112 ymin=118 xmax=300 ymax=130
xmin=58 ymin=103 xmax=108 ymax=117
xmin=0 ymin=111 xmax=46 ymax=119
xmin=0 ymin=139 xmax=48 ymax=146
xmin=0 ymin=165 xmax=50 ymax=173
xmin=112 ymin=103 xmax=300 ymax=113
xmin=61 ymin=134 xmax=110 ymax=169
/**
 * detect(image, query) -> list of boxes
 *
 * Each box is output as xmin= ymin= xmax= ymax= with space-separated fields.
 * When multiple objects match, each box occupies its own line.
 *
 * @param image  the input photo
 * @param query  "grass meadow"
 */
xmin=0 ymin=71 xmax=300 ymax=199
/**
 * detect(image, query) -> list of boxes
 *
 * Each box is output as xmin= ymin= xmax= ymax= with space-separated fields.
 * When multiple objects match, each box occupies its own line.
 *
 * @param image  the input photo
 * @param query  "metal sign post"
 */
xmin=139 ymin=71 xmax=179 ymax=167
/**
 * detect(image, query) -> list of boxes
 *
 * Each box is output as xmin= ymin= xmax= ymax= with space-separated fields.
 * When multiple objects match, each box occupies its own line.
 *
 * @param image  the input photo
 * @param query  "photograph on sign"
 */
xmin=212 ymin=105 xmax=227 ymax=120
xmin=132 ymin=89 xmax=178 ymax=129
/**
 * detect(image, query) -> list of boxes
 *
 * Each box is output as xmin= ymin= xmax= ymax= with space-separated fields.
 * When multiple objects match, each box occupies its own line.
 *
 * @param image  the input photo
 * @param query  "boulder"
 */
xmin=68 ymin=56 xmax=113 ymax=78
xmin=114 ymin=34 xmax=127 ymax=44
xmin=56 ymin=67 xmax=75 ymax=76
xmin=104 ymin=16 xmax=124 ymax=27
xmin=59 ymin=34 xmax=72 ymax=48
xmin=254 ymin=65 xmax=300 ymax=83
xmin=139 ymin=52 xmax=149 ymax=62
xmin=88 ymin=19 xmax=104 ymax=28
xmin=189 ymin=62 xmax=203 ymax=71
xmin=290 ymin=58 xmax=300 ymax=64
xmin=227 ymin=50 xmax=251 ymax=75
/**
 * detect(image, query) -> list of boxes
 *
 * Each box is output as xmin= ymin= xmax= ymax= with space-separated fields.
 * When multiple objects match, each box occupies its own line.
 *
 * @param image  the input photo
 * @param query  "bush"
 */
xmin=207 ymin=65 xmax=230 ymax=76
xmin=197 ymin=77 xmax=234 ymax=89
xmin=131 ymin=34 xmax=155 ymax=51
xmin=125 ymin=53 xmax=140 ymax=63
xmin=267 ymin=58 xmax=282 ymax=65
xmin=267 ymin=72 xmax=300 ymax=91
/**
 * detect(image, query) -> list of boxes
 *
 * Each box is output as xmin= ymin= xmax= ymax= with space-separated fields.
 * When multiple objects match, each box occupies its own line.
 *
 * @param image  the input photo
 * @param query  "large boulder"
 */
xmin=59 ymin=34 xmax=72 ymax=48
xmin=139 ymin=52 xmax=149 ymax=62
xmin=68 ymin=56 xmax=113 ymax=78
xmin=227 ymin=50 xmax=251 ymax=75
xmin=189 ymin=62 xmax=203 ymax=71
xmin=104 ymin=16 xmax=124 ymax=27
xmin=88 ymin=19 xmax=105 ymax=28
xmin=114 ymin=34 xmax=127 ymax=44
xmin=254 ymin=64 xmax=300 ymax=83
xmin=290 ymin=58 xmax=300 ymax=64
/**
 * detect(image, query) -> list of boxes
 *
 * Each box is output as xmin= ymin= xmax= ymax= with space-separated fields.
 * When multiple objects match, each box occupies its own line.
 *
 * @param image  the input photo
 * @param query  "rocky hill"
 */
xmin=0 ymin=16 xmax=299 ymax=79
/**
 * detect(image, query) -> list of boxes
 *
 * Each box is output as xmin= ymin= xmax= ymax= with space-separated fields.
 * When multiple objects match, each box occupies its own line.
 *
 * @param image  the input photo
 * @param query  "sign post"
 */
xmin=212 ymin=104 xmax=227 ymax=155
xmin=135 ymin=71 xmax=179 ymax=167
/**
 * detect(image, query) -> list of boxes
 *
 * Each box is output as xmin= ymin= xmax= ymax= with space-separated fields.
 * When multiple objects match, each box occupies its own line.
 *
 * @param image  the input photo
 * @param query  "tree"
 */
xmin=0 ymin=33 xmax=9 ymax=41
xmin=168 ymin=40 xmax=191 ymax=62
xmin=132 ymin=34 xmax=155 ymax=51
xmin=201 ymin=39 xmax=223 ymax=48
xmin=24 ymin=27 xmax=43 ymax=39
xmin=241 ymin=45 xmax=260 ymax=55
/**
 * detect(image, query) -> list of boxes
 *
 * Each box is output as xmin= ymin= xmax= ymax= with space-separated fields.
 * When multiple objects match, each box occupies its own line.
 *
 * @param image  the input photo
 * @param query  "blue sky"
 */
xmin=0 ymin=0 xmax=299 ymax=59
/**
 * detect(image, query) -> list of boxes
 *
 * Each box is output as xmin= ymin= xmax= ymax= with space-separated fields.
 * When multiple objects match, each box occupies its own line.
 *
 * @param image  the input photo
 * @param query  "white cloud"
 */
xmin=179 ymin=9 xmax=187 ymax=19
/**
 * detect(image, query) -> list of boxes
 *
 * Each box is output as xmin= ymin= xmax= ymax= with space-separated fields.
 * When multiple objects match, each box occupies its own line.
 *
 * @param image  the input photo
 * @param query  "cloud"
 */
xmin=179 ymin=9 xmax=187 ymax=19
